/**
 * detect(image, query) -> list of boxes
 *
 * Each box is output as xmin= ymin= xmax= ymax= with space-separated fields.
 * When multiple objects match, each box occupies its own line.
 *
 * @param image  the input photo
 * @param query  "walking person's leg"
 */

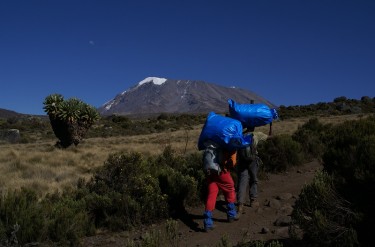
xmin=236 ymin=164 xmax=250 ymax=213
xmin=217 ymin=172 xmax=239 ymax=222
xmin=249 ymin=158 xmax=259 ymax=206
xmin=203 ymin=175 xmax=219 ymax=231
xmin=206 ymin=179 xmax=220 ymax=211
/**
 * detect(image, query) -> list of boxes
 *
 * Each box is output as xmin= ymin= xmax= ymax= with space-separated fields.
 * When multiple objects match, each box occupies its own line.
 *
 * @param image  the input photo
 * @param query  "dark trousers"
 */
xmin=236 ymin=158 xmax=259 ymax=204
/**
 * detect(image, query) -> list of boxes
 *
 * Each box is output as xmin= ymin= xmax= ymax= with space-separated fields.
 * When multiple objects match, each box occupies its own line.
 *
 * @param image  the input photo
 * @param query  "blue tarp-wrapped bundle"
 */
xmin=228 ymin=99 xmax=278 ymax=129
xmin=198 ymin=112 xmax=252 ymax=151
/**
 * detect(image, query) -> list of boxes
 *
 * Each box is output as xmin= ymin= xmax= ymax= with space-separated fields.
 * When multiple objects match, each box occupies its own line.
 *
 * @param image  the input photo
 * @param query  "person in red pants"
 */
xmin=203 ymin=144 xmax=239 ymax=231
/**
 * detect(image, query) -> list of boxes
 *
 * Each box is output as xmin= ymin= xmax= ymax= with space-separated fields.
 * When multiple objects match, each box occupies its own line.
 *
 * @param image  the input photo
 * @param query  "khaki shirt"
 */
xmin=240 ymin=131 xmax=268 ymax=159
xmin=252 ymin=131 xmax=268 ymax=147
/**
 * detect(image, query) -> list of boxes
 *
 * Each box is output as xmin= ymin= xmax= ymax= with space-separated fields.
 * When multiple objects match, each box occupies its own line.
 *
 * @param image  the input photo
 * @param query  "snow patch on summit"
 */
xmin=138 ymin=77 xmax=167 ymax=86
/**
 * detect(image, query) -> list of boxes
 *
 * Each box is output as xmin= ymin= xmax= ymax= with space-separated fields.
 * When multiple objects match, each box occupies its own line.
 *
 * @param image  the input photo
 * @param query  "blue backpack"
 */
xmin=197 ymin=112 xmax=251 ymax=151
xmin=228 ymin=99 xmax=278 ymax=128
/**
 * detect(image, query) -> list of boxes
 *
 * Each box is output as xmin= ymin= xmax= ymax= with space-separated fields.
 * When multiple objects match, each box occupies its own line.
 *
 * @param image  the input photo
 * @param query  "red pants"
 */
xmin=205 ymin=171 xmax=236 ymax=211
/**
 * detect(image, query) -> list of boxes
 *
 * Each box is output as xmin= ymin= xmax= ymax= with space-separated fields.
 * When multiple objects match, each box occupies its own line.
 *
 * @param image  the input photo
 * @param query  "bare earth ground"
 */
xmin=81 ymin=160 xmax=322 ymax=247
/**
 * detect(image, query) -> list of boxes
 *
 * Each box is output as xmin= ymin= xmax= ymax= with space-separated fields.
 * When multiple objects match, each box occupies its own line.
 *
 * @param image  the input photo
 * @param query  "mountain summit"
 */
xmin=98 ymin=77 xmax=276 ymax=116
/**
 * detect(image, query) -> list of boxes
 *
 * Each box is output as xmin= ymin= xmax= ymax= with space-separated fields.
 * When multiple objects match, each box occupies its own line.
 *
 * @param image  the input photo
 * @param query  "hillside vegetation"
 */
xmin=0 ymin=96 xmax=374 ymax=246
xmin=1 ymin=96 xmax=374 ymax=143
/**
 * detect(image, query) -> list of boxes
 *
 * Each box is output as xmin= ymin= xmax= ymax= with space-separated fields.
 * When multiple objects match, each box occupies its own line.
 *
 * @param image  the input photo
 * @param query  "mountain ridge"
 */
xmin=98 ymin=77 xmax=277 ymax=116
xmin=0 ymin=77 xmax=277 ymax=118
xmin=0 ymin=108 xmax=26 ymax=118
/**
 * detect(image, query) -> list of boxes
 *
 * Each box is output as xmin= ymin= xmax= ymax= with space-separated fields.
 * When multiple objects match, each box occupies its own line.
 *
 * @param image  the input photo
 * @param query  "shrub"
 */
xmin=321 ymin=116 xmax=375 ymax=245
xmin=43 ymin=192 xmax=94 ymax=246
xmin=293 ymin=116 xmax=375 ymax=246
xmin=292 ymin=171 xmax=359 ymax=247
xmin=183 ymin=152 xmax=207 ymax=203
xmin=152 ymin=146 xmax=205 ymax=208
xmin=0 ymin=188 xmax=45 ymax=245
xmin=292 ymin=118 xmax=327 ymax=162
xmin=157 ymin=167 xmax=199 ymax=215
xmin=322 ymin=116 xmax=375 ymax=186
xmin=0 ymin=188 xmax=94 ymax=246
xmin=84 ymin=152 xmax=168 ymax=230
xmin=258 ymin=134 xmax=304 ymax=173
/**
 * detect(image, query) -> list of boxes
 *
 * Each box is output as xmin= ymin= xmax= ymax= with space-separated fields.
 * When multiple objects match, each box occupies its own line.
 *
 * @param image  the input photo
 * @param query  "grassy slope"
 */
xmin=0 ymin=114 xmax=366 ymax=195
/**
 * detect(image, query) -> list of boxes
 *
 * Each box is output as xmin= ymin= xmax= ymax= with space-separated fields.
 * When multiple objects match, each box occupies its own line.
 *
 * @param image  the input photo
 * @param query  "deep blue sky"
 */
xmin=1 ymin=0 xmax=374 ymax=115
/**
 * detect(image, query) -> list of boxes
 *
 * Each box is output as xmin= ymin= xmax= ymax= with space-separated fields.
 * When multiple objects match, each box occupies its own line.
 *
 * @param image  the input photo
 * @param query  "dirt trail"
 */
xmin=176 ymin=160 xmax=321 ymax=246
xmin=81 ymin=160 xmax=321 ymax=247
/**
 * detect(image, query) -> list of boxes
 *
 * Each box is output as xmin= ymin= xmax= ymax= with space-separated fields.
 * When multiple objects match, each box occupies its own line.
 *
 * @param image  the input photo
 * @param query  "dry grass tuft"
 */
xmin=0 ymin=114 xmax=367 ymax=196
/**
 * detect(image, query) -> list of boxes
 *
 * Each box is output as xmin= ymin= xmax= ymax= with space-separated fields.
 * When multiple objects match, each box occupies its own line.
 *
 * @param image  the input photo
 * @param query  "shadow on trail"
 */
xmin=215 ymin=200 xmax=227 ymax=214
xmin=172 ymin=200 xmax=232 ymax=233
xmin=171 ymin=207 xmax=204 ymax=232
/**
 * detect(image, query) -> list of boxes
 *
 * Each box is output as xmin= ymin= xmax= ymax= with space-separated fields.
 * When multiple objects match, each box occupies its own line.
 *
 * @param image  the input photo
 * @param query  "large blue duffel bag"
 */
xmin=228 ymin=99 xmax=278 ymax=128
xmin=197 ymin=112 xmax=252 ymax=151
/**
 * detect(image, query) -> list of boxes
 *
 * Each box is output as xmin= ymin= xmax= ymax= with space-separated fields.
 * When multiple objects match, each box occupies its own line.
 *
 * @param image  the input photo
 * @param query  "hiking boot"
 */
xmin=203 ymin=210 xmax=214 ymax=231
xmin=227 ymin=203 xmax=239 ymax=222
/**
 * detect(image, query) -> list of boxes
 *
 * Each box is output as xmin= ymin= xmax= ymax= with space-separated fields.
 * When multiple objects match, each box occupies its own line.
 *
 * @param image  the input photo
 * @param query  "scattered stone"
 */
xmin=261 ymin=227 xmax=270 ymax=234
xmin=267 ymin=199 xmax=281 ymax=209
xmin=279 ymin=204 xmax=294 ymax=215
xmin=276 ymin=193 xmax=293 ymax=200
xmin=274 ymin=216 xmax=292 ymax=226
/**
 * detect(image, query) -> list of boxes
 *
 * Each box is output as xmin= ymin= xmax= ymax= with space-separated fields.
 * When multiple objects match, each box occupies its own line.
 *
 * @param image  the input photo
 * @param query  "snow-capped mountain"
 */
xmin=98 ymin=77 xmax=277 ymax=116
